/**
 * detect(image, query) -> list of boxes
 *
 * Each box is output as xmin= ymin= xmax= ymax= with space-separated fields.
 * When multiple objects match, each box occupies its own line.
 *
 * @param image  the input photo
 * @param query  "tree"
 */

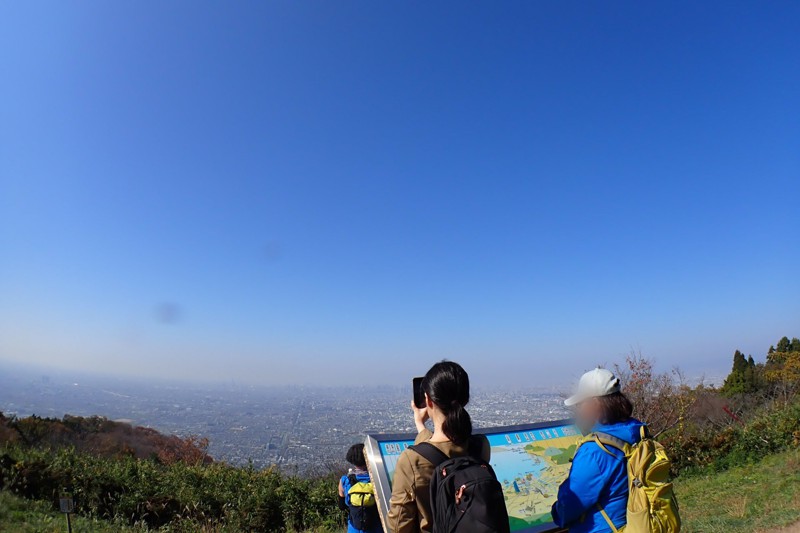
xmin=768 ymin=337 xmax=791 ymax=365
xmin=791 ymin=338 xmax=800 ymax=352
xmin=722 ymin=350 xmax=759 ymax=395
xmin=764 ymin=335 xmax=800 ymax=403
xmin=777 ymin=336 xmax=791 ymax=353
xmin=613 ymin=351 xmax=692 ymax=436
xmin=733 ymin=350 xmax=748 ymax=372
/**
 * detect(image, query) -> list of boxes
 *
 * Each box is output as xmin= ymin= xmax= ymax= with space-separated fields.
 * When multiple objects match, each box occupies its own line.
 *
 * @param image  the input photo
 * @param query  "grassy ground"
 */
xmin=2 ymin=449 xmax=799 ymax=532
xmin=676 ymin=448 xmax=800 ymax=533
xmin=0 ymin=491 xmax=146 ymax=532
xmin=0 ymin=490 xmax=339 ymax=533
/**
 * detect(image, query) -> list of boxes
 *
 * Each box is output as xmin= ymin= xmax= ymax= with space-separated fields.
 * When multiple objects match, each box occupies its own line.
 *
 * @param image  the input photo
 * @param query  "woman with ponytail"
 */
xmin=388 ymin=361 xmax=490 ymax=533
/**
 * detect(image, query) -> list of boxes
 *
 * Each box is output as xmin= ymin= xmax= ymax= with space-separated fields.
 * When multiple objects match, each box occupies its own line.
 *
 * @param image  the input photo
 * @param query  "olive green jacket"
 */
xmin=387 ymin=429 xmax=490 ymax=533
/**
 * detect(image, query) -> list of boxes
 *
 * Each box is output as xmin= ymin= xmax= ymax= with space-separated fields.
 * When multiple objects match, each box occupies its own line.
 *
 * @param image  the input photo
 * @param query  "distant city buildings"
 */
xmin=0 ymin=370 xmax=569 ymax=475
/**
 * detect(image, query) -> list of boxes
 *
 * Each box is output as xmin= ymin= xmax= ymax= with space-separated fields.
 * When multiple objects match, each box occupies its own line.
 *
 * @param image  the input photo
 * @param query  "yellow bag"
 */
xmin=580 ymin=426 xmax=681 ymax=533
xmin=347 ymin=475 xmax=377 ymax=508
xmin=346 ymin=474 xmax=379 ymax=530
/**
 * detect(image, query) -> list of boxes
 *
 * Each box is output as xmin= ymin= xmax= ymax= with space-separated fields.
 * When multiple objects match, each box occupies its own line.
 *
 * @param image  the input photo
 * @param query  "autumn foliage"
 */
xmin=0 ymin=414 xmax=343 ymax=531
xmin=613 ymin=351 xmax=693 ymax=437
xmin=0 ymin=413 xmax=211 ymax=466
xmin=612 ymin=336 xmax=800 ymax=476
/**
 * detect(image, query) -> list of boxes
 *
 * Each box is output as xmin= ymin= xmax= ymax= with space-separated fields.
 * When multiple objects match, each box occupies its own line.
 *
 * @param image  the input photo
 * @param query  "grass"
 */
xmin=3 ymin=449 xmax=799 ymax=533
xmin=0 ymin=490 xmax=342 ymax=533
xmin=676 ymin=448 xmax=800 ymax=533
xmin=0 ymin=491 xmax=146 ymax=533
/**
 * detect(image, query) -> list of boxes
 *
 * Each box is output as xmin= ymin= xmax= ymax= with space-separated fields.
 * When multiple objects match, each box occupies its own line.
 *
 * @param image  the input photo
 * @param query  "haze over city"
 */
xmin=1 ymin=2 xmax=798 ymax=388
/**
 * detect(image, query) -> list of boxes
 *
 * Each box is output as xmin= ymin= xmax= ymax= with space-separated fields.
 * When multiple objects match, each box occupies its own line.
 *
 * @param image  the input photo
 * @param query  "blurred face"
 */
xmin=574 ymin=397 xmax=603 ymax=434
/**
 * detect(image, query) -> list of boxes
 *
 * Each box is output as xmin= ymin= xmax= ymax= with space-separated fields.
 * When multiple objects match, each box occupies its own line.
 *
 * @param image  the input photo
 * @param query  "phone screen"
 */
xmin=412 ymin=377 xmax=426 ymax=408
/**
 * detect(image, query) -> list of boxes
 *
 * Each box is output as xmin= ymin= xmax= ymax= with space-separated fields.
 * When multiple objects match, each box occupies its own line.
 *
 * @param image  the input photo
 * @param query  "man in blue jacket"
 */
xmin=552 ymin=368 xmax=643 ymax=533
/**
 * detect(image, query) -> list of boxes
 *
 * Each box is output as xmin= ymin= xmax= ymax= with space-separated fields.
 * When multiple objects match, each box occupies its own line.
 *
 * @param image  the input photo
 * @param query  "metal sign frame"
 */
xmin=59 ymin=493 xmax=75 ymax=533
xmin=59 ymin=495 xmax=75 ymax=514
xmin=365 ymin=418 xmax=574 ymax=533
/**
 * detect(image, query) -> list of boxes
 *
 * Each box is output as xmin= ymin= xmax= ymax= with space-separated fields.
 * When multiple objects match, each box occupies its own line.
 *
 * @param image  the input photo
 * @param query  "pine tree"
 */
xmin=722 ymin=350 xmax=752 ymax=395
xmin=733 ymin=350 xmax=747 ymax=372
xmin=791 ymin=338 xmax=800 ymax=352
xmin=777 ymin=336 xmax=791 ymax=353
xmin=743 ymin=365 xmax=756 ymax=392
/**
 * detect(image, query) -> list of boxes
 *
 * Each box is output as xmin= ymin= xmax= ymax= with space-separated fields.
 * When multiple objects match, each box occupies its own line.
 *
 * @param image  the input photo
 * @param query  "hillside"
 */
xmin=2 ymin=400 xmax=799 ymax=532
xmin=2 ymin=448 xmax=799 ymax=532
xmin=0 ymin=413 xmax=212 ymax=466
xmin=0 ymin=491 xmax=143 ymax=533
xmin=0 ymin=487 xmax=341 ymax=533
xmin=0 ymin=412 xmax=346 ymax=531
xmin=2 ymin=340 xmax=799 ymax=532
xmin=677 ymin=448 xmax=800 ymax=533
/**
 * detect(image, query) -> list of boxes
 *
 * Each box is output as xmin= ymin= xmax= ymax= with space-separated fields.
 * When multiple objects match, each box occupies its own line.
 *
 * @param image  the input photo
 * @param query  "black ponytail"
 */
xmin=422 ymin=361 xmax=473 ymax=444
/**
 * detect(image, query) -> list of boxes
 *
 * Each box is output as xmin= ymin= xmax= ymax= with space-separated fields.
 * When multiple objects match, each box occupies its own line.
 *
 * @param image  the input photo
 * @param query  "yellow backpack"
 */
xmin=346 ymin=473 xmax=379 ymax=530
xmin=579 ymin=426 xmax=681 ymax=533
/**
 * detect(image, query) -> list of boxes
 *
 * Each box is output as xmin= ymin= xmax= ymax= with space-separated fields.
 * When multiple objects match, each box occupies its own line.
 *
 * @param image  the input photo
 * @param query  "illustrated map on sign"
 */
xmin=376 ymin=422 xmax=580 ymax=533
xmin=487 ymin=424 xmax=580 ymax=531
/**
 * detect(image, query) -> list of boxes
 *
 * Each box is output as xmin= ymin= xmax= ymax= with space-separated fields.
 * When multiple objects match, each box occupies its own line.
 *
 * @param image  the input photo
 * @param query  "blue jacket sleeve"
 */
xmin=551 ymin=444 xmax=615 ymax=527
xmin=341 ymin=475 xmax=350 ymax=506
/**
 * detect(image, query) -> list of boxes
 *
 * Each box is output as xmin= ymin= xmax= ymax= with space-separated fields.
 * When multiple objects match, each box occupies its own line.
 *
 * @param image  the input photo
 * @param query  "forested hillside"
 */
xmin=2 ymin=335 xmax=799 ymax=532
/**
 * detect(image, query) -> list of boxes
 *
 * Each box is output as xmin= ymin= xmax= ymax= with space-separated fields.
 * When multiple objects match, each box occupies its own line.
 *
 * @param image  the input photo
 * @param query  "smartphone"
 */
xmin=412 ymin=377 xmax=426 ymax=409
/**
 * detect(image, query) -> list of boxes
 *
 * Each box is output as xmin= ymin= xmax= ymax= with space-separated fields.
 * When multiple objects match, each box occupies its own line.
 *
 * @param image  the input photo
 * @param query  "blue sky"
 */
xmin=1 ymin=2 xmax=798 ymax=387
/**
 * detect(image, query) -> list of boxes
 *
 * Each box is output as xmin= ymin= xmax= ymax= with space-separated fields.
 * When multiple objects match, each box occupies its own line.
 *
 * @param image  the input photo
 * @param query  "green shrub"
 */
xmin=663 ymin=399 xmax=800 ymax=475
xmin=0 ymin=445 xmax=346 ymax=532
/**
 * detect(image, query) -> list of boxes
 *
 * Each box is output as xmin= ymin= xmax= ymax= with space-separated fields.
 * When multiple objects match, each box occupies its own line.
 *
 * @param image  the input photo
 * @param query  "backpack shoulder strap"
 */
xmin=586 ymin=429 xmax=644 ymax=533
xmin=593 ymin=432 xmax=629 ymax=452
xmin=410 ymin=442 xmax=449 ymax=467
xmin=347 ymin=473 xmax=359 ymax=487
xmin=578 ymin=432 xmax=629 ymax=459
xmin=597 ymin=504 xmax=621 ymax=533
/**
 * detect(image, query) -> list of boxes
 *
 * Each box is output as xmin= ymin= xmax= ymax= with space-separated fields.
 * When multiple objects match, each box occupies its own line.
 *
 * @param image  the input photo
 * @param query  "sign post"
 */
xmin=59 ymin=493 xmax=74 ymax=533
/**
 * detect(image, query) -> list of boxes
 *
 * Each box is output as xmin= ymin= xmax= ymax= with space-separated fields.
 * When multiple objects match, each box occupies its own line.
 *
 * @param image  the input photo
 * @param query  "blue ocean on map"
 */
xmin=490 ymin=444 xmax=547 ymax=486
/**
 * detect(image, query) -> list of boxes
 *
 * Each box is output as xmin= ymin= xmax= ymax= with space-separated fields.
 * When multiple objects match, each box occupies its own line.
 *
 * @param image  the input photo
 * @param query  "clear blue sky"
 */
xmin=1 ymin=2 xmax=798 ymax=387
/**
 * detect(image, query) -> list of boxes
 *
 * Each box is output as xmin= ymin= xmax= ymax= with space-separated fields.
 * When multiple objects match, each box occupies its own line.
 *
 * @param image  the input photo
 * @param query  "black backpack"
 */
xmin=346 ymin=473 xmax=380 ymax=531
xmin=410 ymin=437 xmax=510 ymax=533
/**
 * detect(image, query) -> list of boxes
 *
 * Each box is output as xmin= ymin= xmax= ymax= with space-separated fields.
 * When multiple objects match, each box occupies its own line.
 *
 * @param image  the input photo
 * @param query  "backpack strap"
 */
xmin=593 ymin=432 xmax=629 ymax=456
xmin=577 ymin=431 xmax=630 ymax=459
xmin=347 ymin=473 xmax=359 ymax=487
xmin=583 ymin=432 xmax=635 ymax=533
xmin=409 ymin=442 xmax=449 ymax=467
xmin=597 ymin=504 xmax=621 ymax=533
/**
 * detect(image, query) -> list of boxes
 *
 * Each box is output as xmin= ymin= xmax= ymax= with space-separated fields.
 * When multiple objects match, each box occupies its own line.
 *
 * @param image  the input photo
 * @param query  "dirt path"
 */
xmin=762 ymin=523 xmax=800 ymax=533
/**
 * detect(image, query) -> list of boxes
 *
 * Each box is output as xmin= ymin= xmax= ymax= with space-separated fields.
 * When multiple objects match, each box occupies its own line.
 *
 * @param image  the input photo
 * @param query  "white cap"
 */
xmin=564 ymin=368 xmax=621 ymax=406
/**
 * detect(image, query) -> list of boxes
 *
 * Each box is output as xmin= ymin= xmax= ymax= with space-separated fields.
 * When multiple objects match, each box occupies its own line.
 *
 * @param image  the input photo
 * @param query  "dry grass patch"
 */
xmin=677 ymin=449 xmax=800 ymax=533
